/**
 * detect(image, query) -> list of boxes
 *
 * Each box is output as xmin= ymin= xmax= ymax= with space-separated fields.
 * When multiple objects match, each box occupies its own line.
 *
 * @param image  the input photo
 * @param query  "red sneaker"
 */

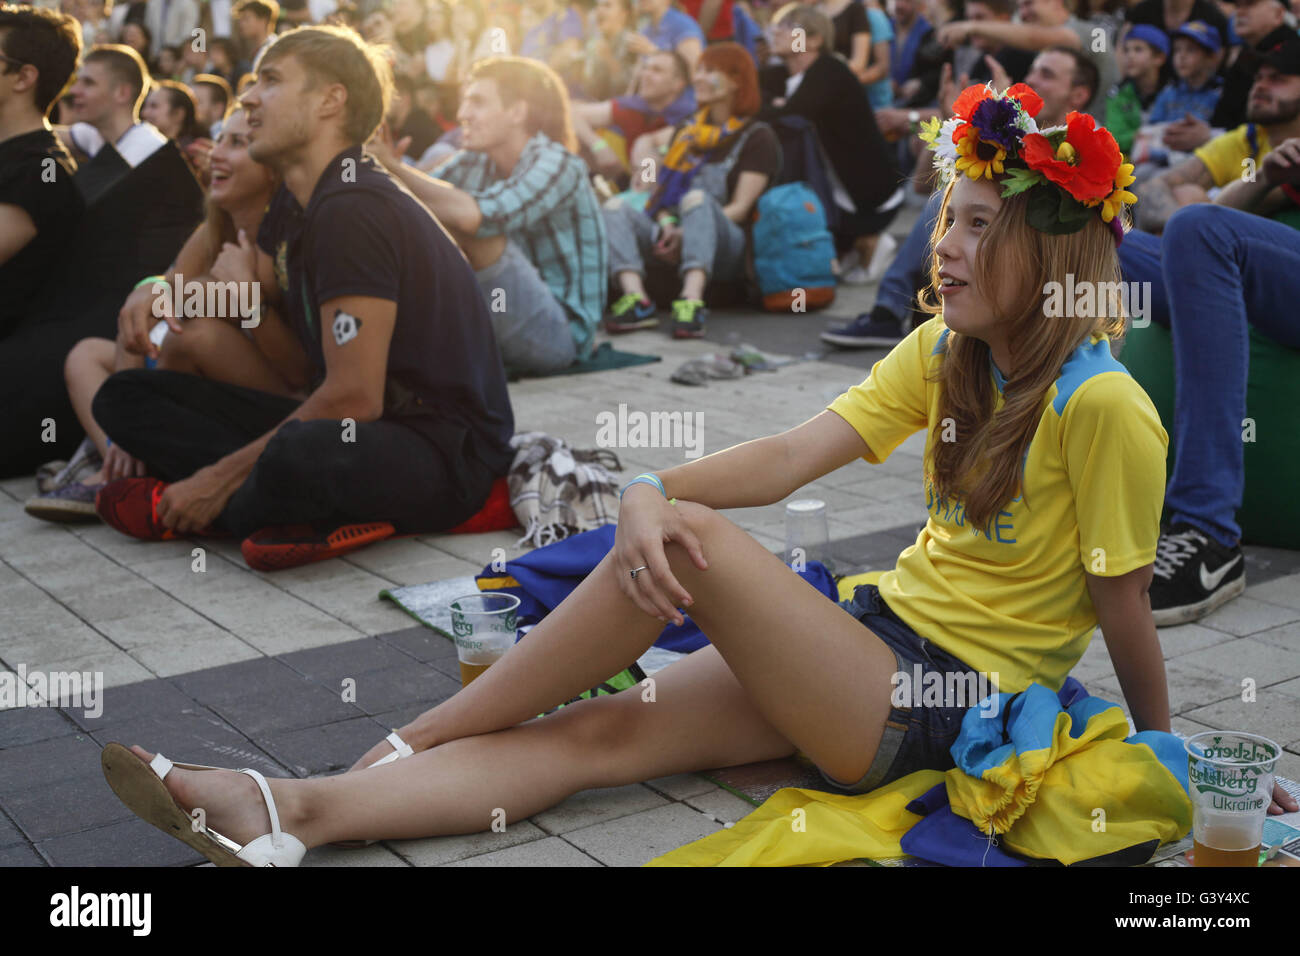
xmin=240 ymin=521 xmax=397 ymax=571
xmin=95 ymin=478 xmax=176 ymax=540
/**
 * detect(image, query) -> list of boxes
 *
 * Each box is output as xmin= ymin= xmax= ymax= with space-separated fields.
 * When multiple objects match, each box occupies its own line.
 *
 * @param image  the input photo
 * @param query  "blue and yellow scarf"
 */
xmin=646 ymin=109 xmax=749 ymax=217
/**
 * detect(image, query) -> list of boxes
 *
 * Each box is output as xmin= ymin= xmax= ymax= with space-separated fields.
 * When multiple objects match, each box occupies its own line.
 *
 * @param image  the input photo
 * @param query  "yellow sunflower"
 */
xmin=953 ymin=128 xmax=1007 ymax=180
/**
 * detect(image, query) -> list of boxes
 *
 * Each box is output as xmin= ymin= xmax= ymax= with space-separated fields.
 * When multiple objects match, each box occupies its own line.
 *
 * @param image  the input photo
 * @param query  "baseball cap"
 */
xmin=1126 ymin=23 xmax=1172 ymax=57
xmin=1174 ymin=20 xmax=1223 ymax=53
xmin=1254 ymin=28 xmax=1300 ymax=75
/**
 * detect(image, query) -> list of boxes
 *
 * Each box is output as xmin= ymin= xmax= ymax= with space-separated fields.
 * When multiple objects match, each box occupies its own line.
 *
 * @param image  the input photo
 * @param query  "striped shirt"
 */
xmin=432 ymin=132 xmax=607 ymax=359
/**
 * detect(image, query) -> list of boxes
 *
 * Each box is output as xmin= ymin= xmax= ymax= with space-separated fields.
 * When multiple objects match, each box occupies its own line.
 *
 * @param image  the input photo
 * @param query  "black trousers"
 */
xmin=92 ymin=369 xmax=500 ymax=538
xmin=0 ymin=309 xmax=117 ymax=479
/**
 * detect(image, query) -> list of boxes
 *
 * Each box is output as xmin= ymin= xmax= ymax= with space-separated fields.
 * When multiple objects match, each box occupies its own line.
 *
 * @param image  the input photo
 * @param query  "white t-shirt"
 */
xmin=68 ymin=121 xmax=168 ymax=168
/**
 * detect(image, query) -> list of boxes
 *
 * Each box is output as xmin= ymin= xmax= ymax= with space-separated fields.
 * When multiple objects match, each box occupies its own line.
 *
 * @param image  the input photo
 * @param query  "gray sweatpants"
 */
xmin=603 ymin=188 xmax=747 ymax=286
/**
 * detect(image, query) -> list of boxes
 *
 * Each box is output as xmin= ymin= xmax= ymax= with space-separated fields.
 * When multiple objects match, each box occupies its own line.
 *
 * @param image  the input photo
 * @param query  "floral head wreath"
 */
xmin=918 ymin=83 xmax=1136 ymax=243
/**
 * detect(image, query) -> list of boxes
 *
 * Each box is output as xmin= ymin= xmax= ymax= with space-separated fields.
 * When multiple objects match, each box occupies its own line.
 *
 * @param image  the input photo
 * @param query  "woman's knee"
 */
xmin=64 ymin=337 xmax=113 ymax=381
xmin=542 ymin=692 xmax=645 ymax=769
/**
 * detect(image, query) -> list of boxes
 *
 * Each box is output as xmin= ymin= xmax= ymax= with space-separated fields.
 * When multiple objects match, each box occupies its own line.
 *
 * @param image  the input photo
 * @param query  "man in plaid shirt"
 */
xmin=378 ymin=57 xmax=606 ymax=375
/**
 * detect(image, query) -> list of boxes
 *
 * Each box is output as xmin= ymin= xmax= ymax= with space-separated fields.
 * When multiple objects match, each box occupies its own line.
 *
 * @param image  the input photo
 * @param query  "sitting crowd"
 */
xmin=3 ymin=0 xmax=1299 ymax=622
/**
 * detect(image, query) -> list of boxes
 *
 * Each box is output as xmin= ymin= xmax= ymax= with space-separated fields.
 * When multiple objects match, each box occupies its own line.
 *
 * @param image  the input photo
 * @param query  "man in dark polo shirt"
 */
xmin=91 ymin=24 xmax=516 ymax=567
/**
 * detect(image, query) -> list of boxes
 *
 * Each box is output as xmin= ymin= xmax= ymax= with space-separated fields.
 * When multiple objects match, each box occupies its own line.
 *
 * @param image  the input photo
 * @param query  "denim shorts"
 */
xmin=817 ymin=584 xmax=986 ymax=794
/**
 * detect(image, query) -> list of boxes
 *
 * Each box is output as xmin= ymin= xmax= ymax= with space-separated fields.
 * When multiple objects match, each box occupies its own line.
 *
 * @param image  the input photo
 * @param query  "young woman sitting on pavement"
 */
xmin=100 ymin=83 xmax=1297 ymax=866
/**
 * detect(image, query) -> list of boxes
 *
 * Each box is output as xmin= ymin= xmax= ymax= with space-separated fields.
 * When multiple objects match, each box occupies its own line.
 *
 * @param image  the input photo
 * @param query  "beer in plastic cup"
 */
xmin=449 ymin=592 xmax=520 ymax=687
xmin=1184 ymin=731 xmax=1280 ymax=867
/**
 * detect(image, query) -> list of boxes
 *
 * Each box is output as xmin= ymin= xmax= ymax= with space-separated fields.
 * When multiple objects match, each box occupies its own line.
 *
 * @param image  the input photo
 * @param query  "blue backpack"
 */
xmin=750 ymin=182 xmax=837 ymax=312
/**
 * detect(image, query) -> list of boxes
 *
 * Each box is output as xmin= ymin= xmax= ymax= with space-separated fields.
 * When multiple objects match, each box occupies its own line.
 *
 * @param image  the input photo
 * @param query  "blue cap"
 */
xmin=1126 ymin=24 xmax=1171 ymax=57
xmin=1174 ymin=20 xmax=1222 ymax=54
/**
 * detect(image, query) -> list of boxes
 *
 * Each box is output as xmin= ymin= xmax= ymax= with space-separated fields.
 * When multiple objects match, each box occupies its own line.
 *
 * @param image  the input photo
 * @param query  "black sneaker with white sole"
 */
xmin=1148 ymin=522 xmax=1246 ymax=627
xmin=820 ymin=305 xmax=907 ymax=348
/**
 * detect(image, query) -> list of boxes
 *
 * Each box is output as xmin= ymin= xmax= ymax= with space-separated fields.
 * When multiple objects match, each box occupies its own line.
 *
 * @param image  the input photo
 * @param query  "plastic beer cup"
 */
xmin=449 ymin=592 xmax=520 ymax=687
xmin=1184 ymin=731 xmax=1280 ymax=867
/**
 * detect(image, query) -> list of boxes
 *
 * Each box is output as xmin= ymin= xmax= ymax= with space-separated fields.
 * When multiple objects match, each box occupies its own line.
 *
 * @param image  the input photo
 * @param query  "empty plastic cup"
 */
xmin=785 ymin=498 xmax=830 ymax=573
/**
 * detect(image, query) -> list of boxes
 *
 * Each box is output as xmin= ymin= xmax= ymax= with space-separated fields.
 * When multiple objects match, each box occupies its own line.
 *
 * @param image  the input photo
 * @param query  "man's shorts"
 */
xmin=475 ymin=240 xmax=577 ymax=375
xmin=818 ymin=584 xmax=989 ymax=794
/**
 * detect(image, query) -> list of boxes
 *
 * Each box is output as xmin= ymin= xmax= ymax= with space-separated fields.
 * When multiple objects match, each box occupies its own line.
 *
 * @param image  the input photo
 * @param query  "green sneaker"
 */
xmin=671 ymin=298 xmax=708 ymax=339
xmin=605 ymin=293 xmax=658 ymax=333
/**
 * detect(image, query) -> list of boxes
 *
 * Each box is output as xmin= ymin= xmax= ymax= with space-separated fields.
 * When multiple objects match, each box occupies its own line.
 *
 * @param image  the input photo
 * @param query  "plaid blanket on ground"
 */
xmin=508 ymin=431 xmax=624 ymax=548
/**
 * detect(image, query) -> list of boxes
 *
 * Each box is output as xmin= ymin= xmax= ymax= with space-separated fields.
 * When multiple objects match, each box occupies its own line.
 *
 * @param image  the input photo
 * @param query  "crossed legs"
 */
xmin=130 ymin=503 xmax=899 ymax=849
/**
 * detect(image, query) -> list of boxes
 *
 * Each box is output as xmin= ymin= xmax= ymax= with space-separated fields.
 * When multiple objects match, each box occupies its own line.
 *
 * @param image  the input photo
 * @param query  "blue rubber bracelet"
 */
xmin=620 ymin=474 xmax=666 ymax=499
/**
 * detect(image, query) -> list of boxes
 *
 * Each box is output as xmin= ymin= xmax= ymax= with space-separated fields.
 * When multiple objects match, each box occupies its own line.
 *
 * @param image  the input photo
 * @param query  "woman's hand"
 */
xmin=1269 ymin=779 xmax=1299 ymax=816
xmin=210 ymin=229 xmax=259 ymax=287
xmin=652 ymin=220 xmax=682 ymax=263
xmin=613 ymin=485 xmax=708 ymax=625
xmin=103 ymin=442 xmax=146 ymax=481
xmin=117 ymin=280 xmax=178 ymax=359
xmin=367 ymin=122 xmax=412 ymax=174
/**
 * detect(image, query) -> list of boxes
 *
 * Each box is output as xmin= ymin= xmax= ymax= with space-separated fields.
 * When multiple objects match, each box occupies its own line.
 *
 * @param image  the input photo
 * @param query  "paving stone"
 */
xmin=643 ymin=773 xmax=719 ymax=801
xmin=87 ymin=710 xmax=284 ymax=776
xmin=530 ymin=784 xmax=668 ymax=836
xmin=0 ymin=810 xmax=24 ymax=847
xmin=1182 ymin=691 xmax=1300 ymax=750
xmin=0 ymin=704 xmax=80 ymax=748
xmin=562 ymin=802 xmax=723 ymax=867
xmin=1 ymin=773 xmax=134 ymax=841
xmin=683 ymin=787 xmax=761 ymax=825
xmin=302 ymin=843 xmax=411 ymax=867
xmin=0 ymin=733 xmax=101 ymax=796
xmin=37 ymin=816 xmax=203 ymax=867
xmin=25 ymin=648 xmax=153 ymax=692
xmin=62 ymin=678 xmax=201 ymax=733
xmin=259 ymin=715 xmax=391 ymax=777
xmin=1247 ymin=621 xmax=1300 ymax=654
xmin=206 ymin=676 xmax=366 ymax=738
xmin=0 ymin=843 xmax=45 ymax=866
xmin=441 ymin=835 xmax=601 ymax=867
xmin=377 ymin=625 xmax=459 ymax=663
xmin=1091 ymin=662 xmax=1236 ymax=717
xmin=1199 ymin=596 xmax=1300 ymax=637
xmin=169 ymin=656 xmax=305 ymax=704
xmin=1173 ymin=637 xmax=1300 ymax=687
xmin=1246 ymin=574 xmax=1300 ymax=611
xmin=277 ymin=637 xmax=413 ymax=683
xmin=1155 ymin=622 xmax=1241 ymax=658
xmin=388 ymin=820 xmax=548 ymax=866
xmin=341 ymin=665 xmax=463 ymax=717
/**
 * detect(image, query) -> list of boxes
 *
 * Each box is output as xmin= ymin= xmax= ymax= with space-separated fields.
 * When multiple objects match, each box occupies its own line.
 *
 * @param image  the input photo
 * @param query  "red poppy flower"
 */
xmin=1002 ymin=83 xmax=1043 ymax=118
xmin=1020 ymin=112 xmax=1121 ymax=203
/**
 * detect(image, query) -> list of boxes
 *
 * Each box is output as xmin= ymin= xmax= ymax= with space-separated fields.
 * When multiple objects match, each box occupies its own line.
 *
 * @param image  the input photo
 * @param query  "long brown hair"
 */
xmin=200 ymin=107 xmax=280 ymax=264
xmin=919 ymin=180 xmax=1128 ymax=532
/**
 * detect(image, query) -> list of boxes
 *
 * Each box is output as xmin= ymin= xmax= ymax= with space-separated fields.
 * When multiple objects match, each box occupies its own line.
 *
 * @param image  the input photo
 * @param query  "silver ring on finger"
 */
xmin=629 ymin=565 xmax=649 ymax=580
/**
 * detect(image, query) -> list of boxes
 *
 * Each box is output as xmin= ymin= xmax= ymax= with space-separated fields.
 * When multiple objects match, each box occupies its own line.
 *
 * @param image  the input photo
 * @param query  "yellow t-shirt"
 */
xmin=826 ymin=316 xmax=1168 ymax=694
xmin=1194 ymin=124 xmax=1273 ymax=188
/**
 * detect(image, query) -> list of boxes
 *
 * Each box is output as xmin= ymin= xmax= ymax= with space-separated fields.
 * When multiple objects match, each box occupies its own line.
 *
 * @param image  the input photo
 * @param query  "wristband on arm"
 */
xmin=620 ymin=473 xmax=677 ymax=504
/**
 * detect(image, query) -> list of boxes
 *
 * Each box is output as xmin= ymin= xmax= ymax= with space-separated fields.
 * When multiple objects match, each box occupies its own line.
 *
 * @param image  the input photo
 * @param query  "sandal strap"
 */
xmin=150 ymin=753 xmax=174 ymax=779
xmin=237 ymin=768 xmax=284 ymax=849
xmin=385 ymin=731 xmax=414 ymax=758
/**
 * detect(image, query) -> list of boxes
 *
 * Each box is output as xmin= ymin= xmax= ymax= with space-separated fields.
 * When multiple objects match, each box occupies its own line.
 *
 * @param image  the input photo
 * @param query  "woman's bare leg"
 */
xmin=156 ymin=318 xmax=295 ymax=395
xmin=127 ymin=503 xmax=899 ymax=848
xmin=64 ymin=338 xmax=120 ymax=461
xmin=133 ymin=642 xmax=801 ymax=848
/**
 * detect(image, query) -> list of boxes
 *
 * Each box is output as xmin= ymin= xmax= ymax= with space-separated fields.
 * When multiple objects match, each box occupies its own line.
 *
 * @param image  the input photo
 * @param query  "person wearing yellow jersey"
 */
xmin=97 ymin=83 xmax=1299 ymax=866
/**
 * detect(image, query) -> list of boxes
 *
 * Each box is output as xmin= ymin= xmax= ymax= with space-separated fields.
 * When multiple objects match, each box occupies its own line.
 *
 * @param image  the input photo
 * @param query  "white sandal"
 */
xmin=366 ymin=730 xmax=414 ymax=768
xmin=329 ymin=731 xmax=415 ymax=849
xmin=101 ymin=742 xmax=307 ymax=867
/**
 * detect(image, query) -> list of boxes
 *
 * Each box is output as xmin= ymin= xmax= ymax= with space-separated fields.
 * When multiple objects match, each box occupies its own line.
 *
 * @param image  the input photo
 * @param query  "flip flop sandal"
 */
xmin=100 ymin=742 xmax=306 ymax=867
xmin=330 ymin=731 xmax=414 ymax=849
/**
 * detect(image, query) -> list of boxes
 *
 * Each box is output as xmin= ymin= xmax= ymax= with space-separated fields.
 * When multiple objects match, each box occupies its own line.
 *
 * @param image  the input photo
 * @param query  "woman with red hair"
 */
xmin=602 ymin=41 xmax=780 ymax=338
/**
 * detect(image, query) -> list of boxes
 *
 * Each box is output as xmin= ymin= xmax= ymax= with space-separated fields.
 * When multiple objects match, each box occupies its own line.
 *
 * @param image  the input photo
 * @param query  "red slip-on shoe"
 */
xmin=95 ymin=477 xmax=176 ymax=540
xmin=240 ymin=521 xmax=397 ymax=571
